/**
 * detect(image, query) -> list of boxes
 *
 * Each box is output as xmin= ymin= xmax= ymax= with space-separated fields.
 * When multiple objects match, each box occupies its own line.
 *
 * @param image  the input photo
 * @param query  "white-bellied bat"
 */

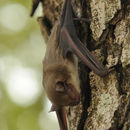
xmin=31 ymin=0 xmax=112 ymax=130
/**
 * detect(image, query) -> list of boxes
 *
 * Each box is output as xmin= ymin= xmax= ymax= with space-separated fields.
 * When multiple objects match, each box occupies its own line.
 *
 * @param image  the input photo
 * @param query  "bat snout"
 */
xmin=69 ymin=96 xmax=80 ymax=106
xmin=53 ymin=80 xmax=80 ymax=107
xmin=66 ymin=84 xmax=80 ymax=106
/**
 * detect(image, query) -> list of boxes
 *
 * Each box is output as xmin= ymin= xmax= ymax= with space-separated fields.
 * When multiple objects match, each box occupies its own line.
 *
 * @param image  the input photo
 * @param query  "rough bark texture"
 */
xmin=39 ymin=0 xmax=130 ymax=130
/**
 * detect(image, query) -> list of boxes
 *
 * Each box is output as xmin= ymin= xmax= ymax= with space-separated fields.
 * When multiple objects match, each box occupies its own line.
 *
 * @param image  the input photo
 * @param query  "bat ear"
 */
xmin=55 ymin=81 xmax=65 ymax=93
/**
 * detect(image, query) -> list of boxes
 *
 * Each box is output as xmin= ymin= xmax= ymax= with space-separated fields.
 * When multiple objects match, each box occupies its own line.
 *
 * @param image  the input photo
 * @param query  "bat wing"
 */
xmin=56 ymin=107 xmax=68 ymax=130
xmin=59 ymin=0 xmax=109 ymax=77
xmin=59 ymin=27 xmax=109 ymax=77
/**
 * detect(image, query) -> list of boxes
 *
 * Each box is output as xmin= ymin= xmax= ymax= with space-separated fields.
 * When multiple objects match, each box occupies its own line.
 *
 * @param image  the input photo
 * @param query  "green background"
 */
xmin=0 ymin=0 xmax=58 ymax=130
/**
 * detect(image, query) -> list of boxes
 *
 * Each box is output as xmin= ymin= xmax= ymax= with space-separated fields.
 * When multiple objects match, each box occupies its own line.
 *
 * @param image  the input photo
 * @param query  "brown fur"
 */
xmin=38 ymin=19 xmax=80 ymax=108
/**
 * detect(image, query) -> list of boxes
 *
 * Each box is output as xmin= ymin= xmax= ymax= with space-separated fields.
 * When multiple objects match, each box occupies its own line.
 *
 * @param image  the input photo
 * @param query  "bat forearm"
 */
xmin=56 ymin=107 xmax=68 ymax=130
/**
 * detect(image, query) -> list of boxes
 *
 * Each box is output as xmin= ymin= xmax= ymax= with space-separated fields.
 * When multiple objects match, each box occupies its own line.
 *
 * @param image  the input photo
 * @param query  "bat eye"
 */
xmin=55 ymin=81 xmax=65 ymax=93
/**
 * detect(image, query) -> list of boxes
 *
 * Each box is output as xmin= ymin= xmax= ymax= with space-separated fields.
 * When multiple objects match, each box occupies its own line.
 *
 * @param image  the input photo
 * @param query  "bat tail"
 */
xmin=56 ymin=107 xmax=68 ymax=130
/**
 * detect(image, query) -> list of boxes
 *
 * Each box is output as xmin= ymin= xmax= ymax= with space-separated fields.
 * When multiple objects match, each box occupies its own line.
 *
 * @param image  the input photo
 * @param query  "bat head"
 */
xmin=55 ymin=79 xmax=80 ymax=106
xmin=43 ymin=64 xmax=80 ymax=107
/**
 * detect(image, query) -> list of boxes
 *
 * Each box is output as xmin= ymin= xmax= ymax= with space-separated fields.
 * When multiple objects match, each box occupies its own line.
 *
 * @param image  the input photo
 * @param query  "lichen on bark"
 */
xmin=90 ymin=0 xmax=121 ymax=41
xmin=84 ymin=72 xmax=119 ymax=130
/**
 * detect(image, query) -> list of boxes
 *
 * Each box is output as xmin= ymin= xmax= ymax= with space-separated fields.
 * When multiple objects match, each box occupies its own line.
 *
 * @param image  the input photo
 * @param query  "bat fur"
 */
xmin=40 ymin=20 xmax=80 ymax=109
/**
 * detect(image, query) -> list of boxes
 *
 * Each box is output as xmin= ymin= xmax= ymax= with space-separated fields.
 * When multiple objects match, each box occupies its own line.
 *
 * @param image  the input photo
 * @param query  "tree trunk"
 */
xmin=40 ymin=0 xmax=130 ymax=129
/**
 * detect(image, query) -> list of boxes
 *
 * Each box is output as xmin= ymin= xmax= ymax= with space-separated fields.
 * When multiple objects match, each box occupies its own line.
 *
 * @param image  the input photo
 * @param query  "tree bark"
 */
xmin=40 ymin=0 xmax=130 ymax=130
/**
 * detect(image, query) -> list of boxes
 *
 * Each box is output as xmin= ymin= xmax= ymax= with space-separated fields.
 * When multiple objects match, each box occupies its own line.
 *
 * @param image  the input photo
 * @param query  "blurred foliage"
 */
xmin=0 ymin=0 xmax=58 ymax=130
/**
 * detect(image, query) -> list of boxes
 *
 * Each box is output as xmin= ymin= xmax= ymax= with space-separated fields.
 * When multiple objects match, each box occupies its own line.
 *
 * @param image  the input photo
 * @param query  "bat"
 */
xmin=41 ymin=20 xmax=80 ymax=130
xmin=32 ymin=0 xmax=113 ymax=129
